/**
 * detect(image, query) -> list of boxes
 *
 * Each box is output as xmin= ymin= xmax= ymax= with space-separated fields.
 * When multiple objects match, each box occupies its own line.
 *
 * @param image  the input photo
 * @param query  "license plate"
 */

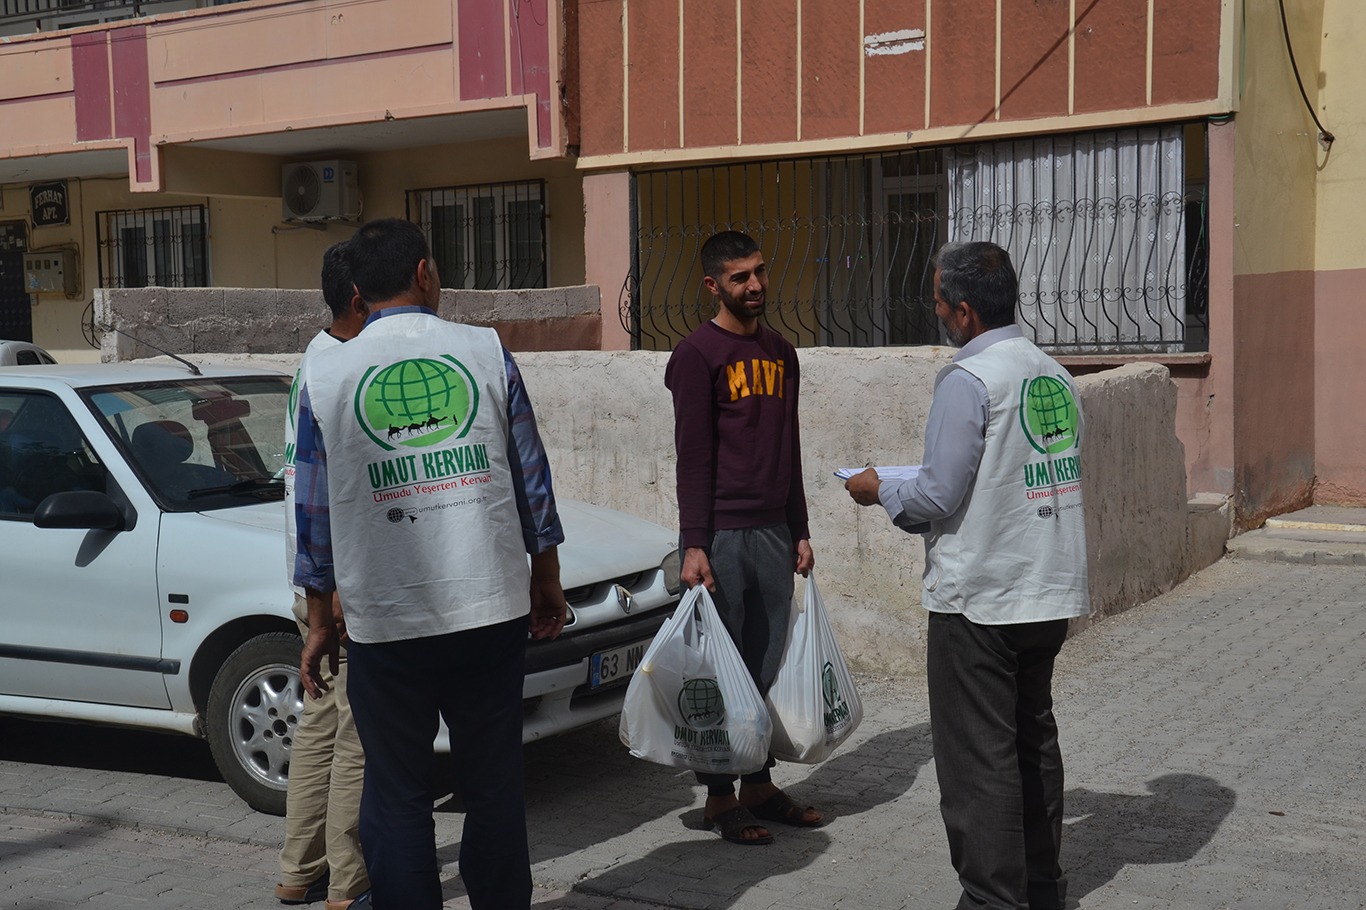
xmin=590 ymin=638 xmax=649 ymax=689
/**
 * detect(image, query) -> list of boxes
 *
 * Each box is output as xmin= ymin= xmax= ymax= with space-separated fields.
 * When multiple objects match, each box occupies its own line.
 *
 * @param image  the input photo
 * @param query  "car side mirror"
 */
xmin=33 ymin=490 xmax=128 ymax=531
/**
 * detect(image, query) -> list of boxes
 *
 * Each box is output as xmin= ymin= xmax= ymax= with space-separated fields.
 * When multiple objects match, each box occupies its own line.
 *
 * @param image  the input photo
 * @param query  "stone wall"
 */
xmin=126 ymin=322 xmax=1215 ymax=677
xmin=94 ymin=286 xmax=603 ymax=360
xmin=515 ymin=352 xmax=1201 ymax=675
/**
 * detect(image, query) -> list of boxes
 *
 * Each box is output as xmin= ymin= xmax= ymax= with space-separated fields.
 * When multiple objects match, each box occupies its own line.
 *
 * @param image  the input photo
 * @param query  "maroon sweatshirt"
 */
xmin=664 ymin=321 xmax=811 ymax=551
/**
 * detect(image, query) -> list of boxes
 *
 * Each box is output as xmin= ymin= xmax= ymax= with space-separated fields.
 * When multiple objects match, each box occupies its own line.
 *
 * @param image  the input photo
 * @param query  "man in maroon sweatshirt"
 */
xmin=664 ymin=230 xmax=821 ymax=845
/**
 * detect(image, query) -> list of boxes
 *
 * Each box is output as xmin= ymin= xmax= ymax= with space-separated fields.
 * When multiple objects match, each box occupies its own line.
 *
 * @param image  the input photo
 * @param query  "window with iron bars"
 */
xmin=0 ymin=1 xmax=248 ymax=38
xmin=627 ymin=123 xmax=1209 ymax=355
xmin=406 ymin=181 xmax=547 ymax=291
xmin=96 ymin=205 xmax=209 ymax=289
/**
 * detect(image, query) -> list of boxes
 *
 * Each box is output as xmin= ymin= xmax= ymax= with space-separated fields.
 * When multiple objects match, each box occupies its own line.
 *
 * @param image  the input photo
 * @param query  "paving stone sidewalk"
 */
xmin=1 ymin=558 xmax=1362 ymax=909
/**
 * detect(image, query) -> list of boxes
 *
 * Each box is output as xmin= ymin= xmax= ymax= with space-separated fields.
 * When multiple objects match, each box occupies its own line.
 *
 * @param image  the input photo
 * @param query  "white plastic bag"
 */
xmin=766 ymin=574 xmax=862 ymax=763
xmin=619 ymin=584 xmax=772 ymax=774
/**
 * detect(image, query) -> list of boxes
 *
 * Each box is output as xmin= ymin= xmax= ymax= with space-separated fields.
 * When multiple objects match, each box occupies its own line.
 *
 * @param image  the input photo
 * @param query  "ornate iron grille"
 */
xmin=627 ymin=124 xmax=1209 ymax=354
xmin=626 ymin=151 xmax=946 ymax=352
xmin=406 ymin=181 xmax=548 ymax=291
xmin=96 ymin=205 xmax=208 ymax=289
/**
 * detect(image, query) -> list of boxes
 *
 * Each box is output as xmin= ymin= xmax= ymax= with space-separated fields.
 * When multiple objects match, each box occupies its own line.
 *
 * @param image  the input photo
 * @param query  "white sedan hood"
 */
xmin=554 ymin=500 xmax=677 ymax=589
xmin=199 ymin=499 xmax=677 ymax=591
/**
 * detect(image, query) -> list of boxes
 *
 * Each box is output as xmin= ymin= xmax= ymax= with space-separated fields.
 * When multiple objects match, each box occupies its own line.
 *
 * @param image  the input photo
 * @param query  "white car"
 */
xmin=0 ymin=363 xmax=680 ymax=814
xmin=0 ymin=340 xmax=56 ymax=367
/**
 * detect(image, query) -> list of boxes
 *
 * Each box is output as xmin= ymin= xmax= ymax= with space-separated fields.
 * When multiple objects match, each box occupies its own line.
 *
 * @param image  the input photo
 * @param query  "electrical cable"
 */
xmin=1277 ymin=0 xmax=1334 ymax=148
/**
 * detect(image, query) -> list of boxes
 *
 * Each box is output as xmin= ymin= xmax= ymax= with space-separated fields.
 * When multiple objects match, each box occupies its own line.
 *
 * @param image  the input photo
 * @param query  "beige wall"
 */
xmin=1224 ymin=0 xmax=1366 ymax=512
xmin=1219 ymin=1 xmax=1324 ymax=523
xmin=1313 ymin=2 xmax=1366 ymax=272
xmin=0 ymin=0 xmax=561 ymax=187
xmin=519 ymin=353 xmax=1198 ymax=676
xmin=1311 ymin=2 xmax=1366 ymax=504
xmin=1233 ymin=1 xmax=1323 ymax=278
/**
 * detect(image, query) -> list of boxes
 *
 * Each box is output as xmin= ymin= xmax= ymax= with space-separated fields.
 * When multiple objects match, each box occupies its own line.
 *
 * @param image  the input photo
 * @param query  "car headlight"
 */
xmin=661 ymin=548 xmax=681 ymax=595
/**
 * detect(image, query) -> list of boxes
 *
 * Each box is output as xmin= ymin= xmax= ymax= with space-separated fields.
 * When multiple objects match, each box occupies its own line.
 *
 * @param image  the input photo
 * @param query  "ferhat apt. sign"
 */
xmin=30 ymin=181 xmax=69 ymax=228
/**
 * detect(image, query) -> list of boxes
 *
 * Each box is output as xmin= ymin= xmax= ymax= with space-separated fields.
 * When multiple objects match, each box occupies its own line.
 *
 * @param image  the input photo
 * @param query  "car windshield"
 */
xmin=84 ymin=375 xmax=290 ymax=511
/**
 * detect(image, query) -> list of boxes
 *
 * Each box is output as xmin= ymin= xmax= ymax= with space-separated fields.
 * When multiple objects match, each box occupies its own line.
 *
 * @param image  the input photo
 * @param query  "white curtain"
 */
xmin=946 ymin=126 xmax=1187 ymax=353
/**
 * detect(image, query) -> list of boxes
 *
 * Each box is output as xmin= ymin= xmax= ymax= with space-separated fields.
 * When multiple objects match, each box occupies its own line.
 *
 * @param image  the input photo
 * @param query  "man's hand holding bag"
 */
xmin=618 ymin=585 xmax=772 ymax=774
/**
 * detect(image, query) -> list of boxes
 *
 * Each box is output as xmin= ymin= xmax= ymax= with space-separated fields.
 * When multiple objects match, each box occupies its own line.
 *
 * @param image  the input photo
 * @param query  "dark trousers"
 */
xmin=692 ymin=526 xmax=793 ymax=793
xmin=927 ymin=611 xmax=1070 ymax=910
xmin=347 ymin=618 xmax=532 ymax=910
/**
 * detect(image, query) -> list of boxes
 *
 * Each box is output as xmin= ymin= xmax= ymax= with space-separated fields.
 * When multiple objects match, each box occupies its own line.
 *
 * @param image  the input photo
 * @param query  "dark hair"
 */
xmin=344 ymin=218 xmax=431 ymax=304
xmin=320 ymin=241 xmax=354 ymax=318
xmin=933 ymin=241 xmax=1018 ymax=329
xmin=700 ymin=230 xmax=760 ymax=281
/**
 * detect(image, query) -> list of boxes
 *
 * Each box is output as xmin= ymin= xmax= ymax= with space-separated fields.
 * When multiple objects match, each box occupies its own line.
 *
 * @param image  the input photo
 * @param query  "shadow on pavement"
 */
xmin=0 ymin=716 xmax=222 ymax=783
xmin=564 ymin=723 xmax=934 ymax=908
xmin=1062 ymin=773 xmax=1236 ymax=906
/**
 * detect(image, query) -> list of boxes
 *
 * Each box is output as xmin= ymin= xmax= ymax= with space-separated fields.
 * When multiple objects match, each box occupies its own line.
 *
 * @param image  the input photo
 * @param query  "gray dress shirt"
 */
xmin=877 ymin=325 xmax=1024 ymax=532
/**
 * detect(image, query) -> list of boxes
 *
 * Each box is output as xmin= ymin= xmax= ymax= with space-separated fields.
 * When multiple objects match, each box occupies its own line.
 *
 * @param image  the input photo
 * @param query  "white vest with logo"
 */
xmin=923 ymin=336 xmax=1092 ymax=624
xmin=286 ymin=329 xmax=342 ymax=609
xmin=301 ymin=313 xmax=530 ymax=643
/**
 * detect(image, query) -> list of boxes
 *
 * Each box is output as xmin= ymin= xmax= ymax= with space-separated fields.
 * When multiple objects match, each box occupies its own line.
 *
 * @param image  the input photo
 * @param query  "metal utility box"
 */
xmin=24 ymin=250 xmax=77 ymax=295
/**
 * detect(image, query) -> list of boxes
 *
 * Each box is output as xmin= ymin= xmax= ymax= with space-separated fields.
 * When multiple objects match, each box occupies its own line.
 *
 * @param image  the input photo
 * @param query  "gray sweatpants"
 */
xmin=692 ymin=524 xmax=795 ymax=791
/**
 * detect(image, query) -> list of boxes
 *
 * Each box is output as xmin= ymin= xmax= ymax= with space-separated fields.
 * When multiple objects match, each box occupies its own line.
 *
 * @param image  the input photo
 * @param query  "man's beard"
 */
xmin=719 ymin=286 xmax=765 ymax=321
xmin=943 ymin=322 xmax=968 ymax=347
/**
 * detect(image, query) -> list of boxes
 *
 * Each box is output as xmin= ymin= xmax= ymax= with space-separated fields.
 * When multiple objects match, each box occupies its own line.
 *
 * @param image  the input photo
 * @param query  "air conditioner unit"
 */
xmin=281 ymin=160 xmax=361 ymax=222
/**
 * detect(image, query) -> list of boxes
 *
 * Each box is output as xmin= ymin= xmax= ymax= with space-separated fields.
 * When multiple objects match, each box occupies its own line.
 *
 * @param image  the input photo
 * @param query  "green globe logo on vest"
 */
xmin=354 ymin=357 xmax=480 ymax=451
xmin=284 ymin=368 xmax=303 ymax=467
xmin=287 ymin=369 xmax=302 ymax=434
xmin=1020 ymin=375 xmax=1079 ymax=455
xmin=674 ymin=677 xmax=730 ymax=749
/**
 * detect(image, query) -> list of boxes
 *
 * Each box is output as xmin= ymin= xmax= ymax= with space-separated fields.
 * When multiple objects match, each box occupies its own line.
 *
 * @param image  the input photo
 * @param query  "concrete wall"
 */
xmin=95 ymin=285 xmax=603 ymax=360
xmin=513 ymin=352 xmax=1198 ymax=675
xmin=112 ymin=284 xmax=1208 ymax=676
xmin=165 ymin=346 xmax=1204 ymax=676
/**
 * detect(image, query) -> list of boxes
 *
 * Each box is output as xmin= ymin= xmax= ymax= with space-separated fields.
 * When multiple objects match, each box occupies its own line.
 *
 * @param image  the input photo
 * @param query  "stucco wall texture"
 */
xmin=517 ymin=352 xmax=1195 ymax=676
xmin=105 ymin=289 xmax=1210 ymax=676
xmin=95 ymin=286 xmax=604 ymax=360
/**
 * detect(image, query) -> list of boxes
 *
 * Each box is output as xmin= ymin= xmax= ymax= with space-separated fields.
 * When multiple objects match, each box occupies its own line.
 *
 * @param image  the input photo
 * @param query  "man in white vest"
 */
xmin=294 ymin=218 xmax=569 ymax=910
xmin=845 ymin=241 xmax=1091 ymax=910
xmin=277 ymin=241 xmax=370 ymax=908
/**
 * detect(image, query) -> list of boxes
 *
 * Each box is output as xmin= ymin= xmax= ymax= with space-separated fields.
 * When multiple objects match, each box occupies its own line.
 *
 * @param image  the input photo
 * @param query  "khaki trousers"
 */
xmin=279 ymin=604 xmax=369 ymax=902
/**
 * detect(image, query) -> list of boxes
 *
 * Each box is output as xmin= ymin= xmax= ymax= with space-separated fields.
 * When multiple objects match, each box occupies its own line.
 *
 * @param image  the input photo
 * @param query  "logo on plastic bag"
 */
xmin=678 ymin=678 xmax=725 ymax=728
xmin=822 ymin=662 xmax=853 ymax=731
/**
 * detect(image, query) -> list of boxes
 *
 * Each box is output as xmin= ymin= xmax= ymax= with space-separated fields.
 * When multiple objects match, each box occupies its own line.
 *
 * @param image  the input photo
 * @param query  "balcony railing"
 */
xmin=0 ymin=0 xmax=246 ymax=37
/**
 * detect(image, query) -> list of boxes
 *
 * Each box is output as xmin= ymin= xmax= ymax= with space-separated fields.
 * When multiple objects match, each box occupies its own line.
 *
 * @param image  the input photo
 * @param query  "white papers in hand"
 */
xmin=833 ymin=465 xmax=921 ymax=482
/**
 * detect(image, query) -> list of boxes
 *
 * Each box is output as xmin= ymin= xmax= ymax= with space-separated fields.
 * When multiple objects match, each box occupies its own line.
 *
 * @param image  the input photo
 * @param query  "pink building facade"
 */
xmin=2 ymin=0 xmax=1363 ymax=523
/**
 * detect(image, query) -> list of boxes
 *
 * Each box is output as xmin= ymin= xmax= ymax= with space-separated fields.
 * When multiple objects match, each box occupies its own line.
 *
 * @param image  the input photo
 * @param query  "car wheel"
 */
xmin=205 ymin=631 xmax=303 ymax=816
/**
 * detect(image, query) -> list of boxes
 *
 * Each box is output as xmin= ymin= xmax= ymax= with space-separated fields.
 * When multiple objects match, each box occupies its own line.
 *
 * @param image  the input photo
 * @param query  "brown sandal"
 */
xmin=749 ymin=791 xmax=824 ymax=827
xmin=704 ymin=805 xmax=775 ymax=845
